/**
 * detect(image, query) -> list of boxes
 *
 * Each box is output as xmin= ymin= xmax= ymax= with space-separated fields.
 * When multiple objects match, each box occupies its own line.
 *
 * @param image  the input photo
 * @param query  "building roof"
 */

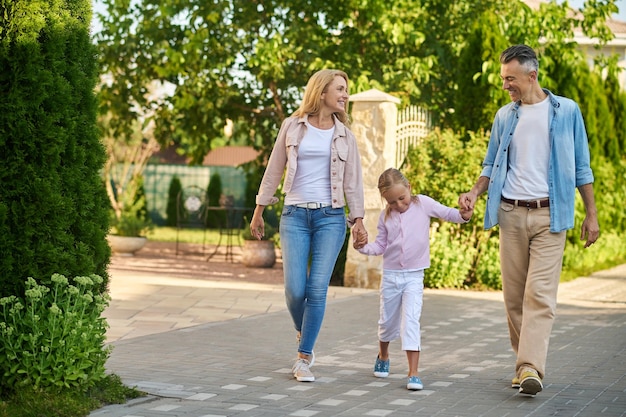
xmin=202 ymin=146 xmax=260 ymax=167
xmin=151 ymin=145 xmax=260 ymax=167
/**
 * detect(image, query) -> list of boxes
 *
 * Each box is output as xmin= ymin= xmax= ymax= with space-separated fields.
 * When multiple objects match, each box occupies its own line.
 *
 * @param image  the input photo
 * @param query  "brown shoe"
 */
xmin=519 ymin=369 xmax=543 ymax=396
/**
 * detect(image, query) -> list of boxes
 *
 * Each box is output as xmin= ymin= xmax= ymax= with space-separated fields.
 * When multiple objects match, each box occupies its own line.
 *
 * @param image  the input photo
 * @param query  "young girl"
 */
xmin=354 ymin=168 xmax=473 ymax=390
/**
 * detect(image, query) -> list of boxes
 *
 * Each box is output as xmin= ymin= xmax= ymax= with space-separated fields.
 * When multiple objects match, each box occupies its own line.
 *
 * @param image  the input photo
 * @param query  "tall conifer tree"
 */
xmin=0 ymin=0 xmax=110 ymax=296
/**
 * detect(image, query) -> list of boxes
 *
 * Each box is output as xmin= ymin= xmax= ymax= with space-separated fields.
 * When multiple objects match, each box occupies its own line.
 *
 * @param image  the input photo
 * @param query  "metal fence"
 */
xmin=395 ymin=105 xmax=432 ymax=167
xmin=143 ymin=164 xmax=247 ymax=225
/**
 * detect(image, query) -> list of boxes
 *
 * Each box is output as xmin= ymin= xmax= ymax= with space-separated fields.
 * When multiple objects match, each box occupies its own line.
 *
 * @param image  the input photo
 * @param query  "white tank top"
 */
xmin=502 ymin=97 xmax=550 ymax=200
xmin=284 ymin=122 xmax=334 ymax=205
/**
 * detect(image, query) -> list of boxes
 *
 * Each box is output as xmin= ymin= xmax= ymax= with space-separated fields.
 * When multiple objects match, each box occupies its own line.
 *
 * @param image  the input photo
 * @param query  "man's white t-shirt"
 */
xmin=502 ymin=97 xmax=551 ymax=200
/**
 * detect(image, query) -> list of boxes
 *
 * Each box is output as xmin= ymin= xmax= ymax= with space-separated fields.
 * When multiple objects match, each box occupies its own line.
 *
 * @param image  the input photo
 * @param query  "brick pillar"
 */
xmin=345 ymin=89 xmax=400 ymax=289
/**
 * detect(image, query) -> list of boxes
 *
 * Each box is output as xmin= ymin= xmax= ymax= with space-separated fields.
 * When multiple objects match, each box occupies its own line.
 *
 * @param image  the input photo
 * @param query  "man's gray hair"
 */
xmin=500 ymin=44 xmax=539 ymax=73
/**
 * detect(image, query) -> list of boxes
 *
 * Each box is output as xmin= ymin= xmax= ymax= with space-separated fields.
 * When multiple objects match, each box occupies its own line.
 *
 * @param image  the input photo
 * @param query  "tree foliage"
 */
xmin=95 ymin=0 xmax=622 ymax=162
xmin=94 ymin=0 xmax=625 ymax=286
xmin=0 ymin=0 xmax=110 ymax=296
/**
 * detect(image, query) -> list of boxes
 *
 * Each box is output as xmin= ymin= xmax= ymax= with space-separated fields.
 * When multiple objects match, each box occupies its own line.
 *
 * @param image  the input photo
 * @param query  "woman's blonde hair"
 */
xmin=293 ymin=69 xmax=350 ymax=125
xmin=378 ymin=168 xmax=419 ymax=220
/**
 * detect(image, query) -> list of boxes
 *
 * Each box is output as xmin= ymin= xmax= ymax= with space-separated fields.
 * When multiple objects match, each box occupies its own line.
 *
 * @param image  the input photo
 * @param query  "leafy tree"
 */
xmin=601 ymin=56 xmax=626 ymax=163
xmin=0 ymin=0 xmax=110 ymax=296
xmin=93 ymin=0 xmax=625 ymax=284
xmin=94 ymin=0 xmax=620 ymax=157
xmin=453 ymin=10 xmax=509 ymax=134
xmin=102 ymin=112 xmax=159 ymax=237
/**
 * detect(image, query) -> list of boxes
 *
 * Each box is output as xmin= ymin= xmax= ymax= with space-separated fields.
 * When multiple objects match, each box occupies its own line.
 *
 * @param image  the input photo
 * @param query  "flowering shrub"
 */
xmin=0 ymin=274 xmax=111 ymax=392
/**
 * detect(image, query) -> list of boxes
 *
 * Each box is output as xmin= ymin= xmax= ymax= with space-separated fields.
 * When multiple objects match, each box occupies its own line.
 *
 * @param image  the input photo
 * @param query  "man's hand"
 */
xmin=581 ymin=215 xmax=599 ymax=248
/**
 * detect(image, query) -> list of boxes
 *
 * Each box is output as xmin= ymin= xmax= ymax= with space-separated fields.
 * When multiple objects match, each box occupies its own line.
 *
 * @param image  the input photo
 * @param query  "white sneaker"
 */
xmin=292 ymin=358 xmax=315 ymax=382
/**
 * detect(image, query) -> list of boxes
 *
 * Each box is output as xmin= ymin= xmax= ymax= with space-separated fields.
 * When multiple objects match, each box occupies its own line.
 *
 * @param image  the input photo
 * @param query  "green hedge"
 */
xmin=403 ymin=128 xmax=626 ymax=289
xmin=0 ymin=0 xmax=110 ymax=296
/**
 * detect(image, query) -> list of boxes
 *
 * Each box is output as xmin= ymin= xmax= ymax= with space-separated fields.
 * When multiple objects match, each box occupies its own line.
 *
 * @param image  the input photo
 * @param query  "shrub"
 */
xmin=166 ymin=176 xmax=182 ymax=227
xmin=402 ymin=128 xmax=625 ymax=289
xmin=206 ymin=173 xmax=225 ymax=228
xmin=404 ymin=129 xmax=489 ymax=289
xmin=0 ymin=0 xmax=110 ymax=297
xmin=0 ymin=274 xmax=110 ymax=393
xmin=425 ymin=222 xmax=476 ymax=289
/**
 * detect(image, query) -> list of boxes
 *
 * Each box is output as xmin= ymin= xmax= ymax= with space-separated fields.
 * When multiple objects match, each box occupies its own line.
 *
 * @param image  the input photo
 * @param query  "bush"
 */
xmin=403 ymin=128 xmax=625 ymax=289
xmin=166 ymin=176 xmax=182 ymax=227
xmin=0 ymin=274 xmax=110 ymax=393
xmin=0 ymin=0 xmax=110 ymax=297
xmin=404 ymin=129 xmax=489 ymax=289
xmin=206 ymin=173 xmax=225 ymax=228
xmin=425 ymin=222 xmax=476 ymax=289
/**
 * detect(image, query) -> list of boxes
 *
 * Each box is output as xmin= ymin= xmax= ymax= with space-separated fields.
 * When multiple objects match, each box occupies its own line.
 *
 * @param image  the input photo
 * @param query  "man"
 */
xmin=459 ymin=44 xmax=599 ymax=396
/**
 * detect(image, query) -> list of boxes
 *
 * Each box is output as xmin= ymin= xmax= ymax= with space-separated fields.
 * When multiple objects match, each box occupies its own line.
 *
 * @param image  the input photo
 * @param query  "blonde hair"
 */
xmin=293 ymin=69 xmax=350 ymax=125
xmin=378 ymin=168 xmax=419 ymax=220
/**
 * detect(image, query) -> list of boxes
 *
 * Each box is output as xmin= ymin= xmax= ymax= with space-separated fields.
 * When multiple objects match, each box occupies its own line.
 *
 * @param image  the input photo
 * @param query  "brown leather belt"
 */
xmin=501 ymin=197 xmax=549 ymax=209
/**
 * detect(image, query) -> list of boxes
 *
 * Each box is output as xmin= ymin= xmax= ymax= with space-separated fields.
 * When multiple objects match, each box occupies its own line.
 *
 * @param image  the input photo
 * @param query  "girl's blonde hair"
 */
xmin=378 ymin=168 xmax=419 ymax=220
xmin=293 ymin=69 xmax=350 ymax=125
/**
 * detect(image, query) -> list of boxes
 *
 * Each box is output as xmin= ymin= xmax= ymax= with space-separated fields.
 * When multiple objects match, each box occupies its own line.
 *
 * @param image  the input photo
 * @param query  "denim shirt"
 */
xmin=481 ymin=89 xmax=594 ymax=233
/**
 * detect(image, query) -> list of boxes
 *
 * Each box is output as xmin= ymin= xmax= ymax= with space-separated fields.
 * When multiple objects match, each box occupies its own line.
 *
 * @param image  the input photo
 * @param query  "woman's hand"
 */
xmin=351 ymin=218 xmax=368 ymax=248
xmin=249 ymin=206 xmax=266 ymax=240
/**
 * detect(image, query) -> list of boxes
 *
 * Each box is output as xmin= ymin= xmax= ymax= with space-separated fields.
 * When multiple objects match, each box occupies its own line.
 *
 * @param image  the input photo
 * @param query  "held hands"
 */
xmin=460 ymin=206 xmax=474 ymax=221
xmin=458 ymin=191 xmax=477 ymax=212
xmin=352 ymin=219 xmax=368 ymax=250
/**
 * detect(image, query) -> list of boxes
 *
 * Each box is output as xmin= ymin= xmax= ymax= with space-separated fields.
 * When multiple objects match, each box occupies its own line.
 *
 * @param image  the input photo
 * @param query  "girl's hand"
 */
xmin=352 ymin=222 xmax=368 ymax=249
xmin=460 ymin=207 xmax=474 ymax=221
xmin=352 ymin=230 xmax=367 ymax=249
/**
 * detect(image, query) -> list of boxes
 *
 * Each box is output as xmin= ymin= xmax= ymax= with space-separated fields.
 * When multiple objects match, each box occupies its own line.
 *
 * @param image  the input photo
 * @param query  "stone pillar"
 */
xmin=345 ymin=89 xmax=400 ymax=289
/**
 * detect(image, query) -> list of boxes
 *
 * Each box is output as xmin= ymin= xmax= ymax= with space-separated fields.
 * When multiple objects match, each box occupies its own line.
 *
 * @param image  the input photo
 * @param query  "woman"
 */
xmin=249 ymin=69 xmax=367 ymax=382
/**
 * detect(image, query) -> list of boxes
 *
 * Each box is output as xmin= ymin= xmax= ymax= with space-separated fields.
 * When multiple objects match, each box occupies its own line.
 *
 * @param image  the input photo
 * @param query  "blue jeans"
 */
xmin=280 ymin=205 xmax=347 ymax=356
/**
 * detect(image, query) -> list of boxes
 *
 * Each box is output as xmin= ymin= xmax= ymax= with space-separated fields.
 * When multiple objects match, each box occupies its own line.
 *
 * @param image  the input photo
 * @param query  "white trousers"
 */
xmin=378 ymin=269 xmax=424 ymax=351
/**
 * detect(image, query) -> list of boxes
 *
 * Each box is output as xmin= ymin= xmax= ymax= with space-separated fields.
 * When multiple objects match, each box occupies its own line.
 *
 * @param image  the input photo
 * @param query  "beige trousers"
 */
xmin=498 ymin=202 xmax=566 ymax=379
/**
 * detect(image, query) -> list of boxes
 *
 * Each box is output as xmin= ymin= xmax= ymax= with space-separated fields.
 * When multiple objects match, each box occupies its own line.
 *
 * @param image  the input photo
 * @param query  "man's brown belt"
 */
xmin=501 ymin=197 xmax=550 ymax=209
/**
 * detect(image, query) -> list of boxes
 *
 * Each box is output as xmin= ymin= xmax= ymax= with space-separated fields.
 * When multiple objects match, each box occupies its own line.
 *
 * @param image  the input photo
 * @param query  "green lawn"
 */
xmin=147 ymin=227 xmax=245 ymax=246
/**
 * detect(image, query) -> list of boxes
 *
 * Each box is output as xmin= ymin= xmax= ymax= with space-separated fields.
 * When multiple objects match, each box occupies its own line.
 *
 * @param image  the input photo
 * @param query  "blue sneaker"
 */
xmin=374 ymin=356 xmax=390 ymax=378
xmin=407 ymin=376 xmax=423 ymax=390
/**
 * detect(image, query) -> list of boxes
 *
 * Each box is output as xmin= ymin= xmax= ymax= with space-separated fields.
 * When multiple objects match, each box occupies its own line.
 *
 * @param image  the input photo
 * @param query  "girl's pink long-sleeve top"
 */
xmin=357 ymin=195 xmax=468 ymax=270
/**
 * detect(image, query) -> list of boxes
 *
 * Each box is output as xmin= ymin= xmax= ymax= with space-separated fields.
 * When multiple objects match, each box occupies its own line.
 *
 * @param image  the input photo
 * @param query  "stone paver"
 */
xmin=92 ymin=244 xmax=626 ymax=417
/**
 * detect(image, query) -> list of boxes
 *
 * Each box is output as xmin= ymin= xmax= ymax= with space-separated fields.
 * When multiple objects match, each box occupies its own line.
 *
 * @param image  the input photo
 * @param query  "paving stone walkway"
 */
xmin=92 ymin=242 xmax=626 ymax=417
